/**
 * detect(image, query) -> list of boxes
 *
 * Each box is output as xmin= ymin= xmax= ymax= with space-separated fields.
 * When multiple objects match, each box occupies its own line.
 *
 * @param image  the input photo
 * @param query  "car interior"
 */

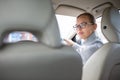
xmin=53 ymin=2 xmax=120 ymax=80
xmin=0 ymin=0 xmax=120 ymax=80
xmin=52 ymin=0 xmax=120 ymax=43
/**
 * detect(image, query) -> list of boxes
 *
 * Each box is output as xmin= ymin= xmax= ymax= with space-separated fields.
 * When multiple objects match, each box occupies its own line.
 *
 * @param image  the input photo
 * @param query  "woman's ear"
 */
xmin=93 ymin=23 xmax=97 ymax=30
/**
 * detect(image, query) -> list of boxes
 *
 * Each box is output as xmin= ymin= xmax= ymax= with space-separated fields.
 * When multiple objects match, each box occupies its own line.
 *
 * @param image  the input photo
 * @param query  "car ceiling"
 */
xmin=52 ymin=0 xmax=120 ymax=18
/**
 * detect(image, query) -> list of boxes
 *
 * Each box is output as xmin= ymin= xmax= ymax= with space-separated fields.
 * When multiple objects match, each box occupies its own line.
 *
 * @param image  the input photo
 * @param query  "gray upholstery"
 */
xmin=0 ymin=0 xmax=61 ymax=47
xmin=82 ymin=6 xmax=120 ymax=80
xmin=101 ymin=7 xmax=120 ymax=42
xmin=0 ymin=0 xmax=82 ymax=80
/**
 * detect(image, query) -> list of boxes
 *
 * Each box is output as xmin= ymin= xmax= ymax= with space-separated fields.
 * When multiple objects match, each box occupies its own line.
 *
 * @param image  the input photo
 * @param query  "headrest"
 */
xmin=101 ymin=6 xmax=120 ymax=42
xmin=0 ymin=0 xmax=61 ymax=47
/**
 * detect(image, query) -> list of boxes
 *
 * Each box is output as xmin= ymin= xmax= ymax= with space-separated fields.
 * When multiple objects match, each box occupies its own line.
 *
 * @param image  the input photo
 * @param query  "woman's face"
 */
xmin=76 ymin=15 xmax=97 ymax=40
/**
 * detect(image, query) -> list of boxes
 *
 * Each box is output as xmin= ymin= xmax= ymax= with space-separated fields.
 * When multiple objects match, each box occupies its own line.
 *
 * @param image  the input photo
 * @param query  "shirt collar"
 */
xmin=81 ymin=32 xmax=97 ymax=45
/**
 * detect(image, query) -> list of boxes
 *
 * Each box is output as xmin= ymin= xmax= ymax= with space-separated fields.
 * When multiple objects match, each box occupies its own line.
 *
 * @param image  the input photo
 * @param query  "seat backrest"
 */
xmin=0 ymin=0 xmax=82 ymax=80
xmin=82 ymin=6 xmax=120 ymax=80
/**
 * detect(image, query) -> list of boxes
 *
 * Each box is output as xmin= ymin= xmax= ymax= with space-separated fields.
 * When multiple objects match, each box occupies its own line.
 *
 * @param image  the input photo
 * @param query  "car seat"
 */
xmin=0 ymin=0 xmax=82 ymax=80
xmin=82 ymin=6 xmax=120 ymax=80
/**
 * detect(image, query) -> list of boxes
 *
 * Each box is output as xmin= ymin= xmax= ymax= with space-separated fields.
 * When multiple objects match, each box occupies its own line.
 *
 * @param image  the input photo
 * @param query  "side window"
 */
xmin=56 ymin=14 xmax=76 ymax=39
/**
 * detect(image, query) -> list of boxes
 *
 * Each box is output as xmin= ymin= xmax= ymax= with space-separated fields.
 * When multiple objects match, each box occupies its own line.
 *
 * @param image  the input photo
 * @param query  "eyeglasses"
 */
xmin=73 ymin=22 xmax=93 ymax=30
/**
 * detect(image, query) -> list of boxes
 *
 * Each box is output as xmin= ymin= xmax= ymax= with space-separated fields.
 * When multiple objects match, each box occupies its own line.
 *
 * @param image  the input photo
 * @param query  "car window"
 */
xmin=4 ymin=31 xmax=38 ymax=43
xmin=56 ymin=14 xmax=76 ymax=39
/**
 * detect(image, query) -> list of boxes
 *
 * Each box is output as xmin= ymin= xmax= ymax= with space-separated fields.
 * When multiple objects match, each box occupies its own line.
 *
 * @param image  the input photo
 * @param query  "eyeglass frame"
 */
xmin=73 ymin=22 xmax=94 ymax=30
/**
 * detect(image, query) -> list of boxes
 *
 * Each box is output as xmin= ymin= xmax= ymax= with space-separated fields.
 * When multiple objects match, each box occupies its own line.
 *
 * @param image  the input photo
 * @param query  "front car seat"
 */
xmin=0 ymin=0 xmax=82 ymax=80
xmin=82 ymin=6 xmax=120 ymax=80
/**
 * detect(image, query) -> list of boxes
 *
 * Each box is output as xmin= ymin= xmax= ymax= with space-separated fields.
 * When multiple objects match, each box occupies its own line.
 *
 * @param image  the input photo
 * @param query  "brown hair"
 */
xmin=77 ymin=13 xmax=95 ymax=24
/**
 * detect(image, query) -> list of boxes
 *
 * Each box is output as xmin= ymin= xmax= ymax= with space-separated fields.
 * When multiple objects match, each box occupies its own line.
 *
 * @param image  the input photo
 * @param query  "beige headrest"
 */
xmin=0 ymin=0 xmax=61 ymax=47
xmin=101 ymin=6 xmax=120 ymax=42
